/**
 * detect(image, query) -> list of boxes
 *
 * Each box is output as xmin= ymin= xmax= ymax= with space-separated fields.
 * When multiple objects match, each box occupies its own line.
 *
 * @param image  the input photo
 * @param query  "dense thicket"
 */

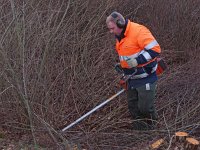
xmin=0 ymin=0 xmax=200 ymax=149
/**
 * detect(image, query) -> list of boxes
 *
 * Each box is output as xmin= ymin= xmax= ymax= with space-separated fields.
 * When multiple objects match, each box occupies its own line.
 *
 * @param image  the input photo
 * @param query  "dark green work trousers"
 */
xmin=127 ymin=82 xmax=158 ymax=122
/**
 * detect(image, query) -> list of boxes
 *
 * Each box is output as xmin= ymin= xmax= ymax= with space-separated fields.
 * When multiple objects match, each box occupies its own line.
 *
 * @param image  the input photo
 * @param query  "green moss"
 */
xmin=0 ymin=132 xmax=5 ymax=138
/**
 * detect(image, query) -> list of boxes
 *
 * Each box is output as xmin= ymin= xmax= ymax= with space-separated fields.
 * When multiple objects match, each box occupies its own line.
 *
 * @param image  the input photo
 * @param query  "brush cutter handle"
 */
xmin=62 ymin=89 xmax=125 ymax=132
xmin=115 ymin=63 xmax=124 ymax=74
xmin=119 ymin=68 xmax=137 ymax=90
xmin=61 ymin=69 xmax=137 ymax=132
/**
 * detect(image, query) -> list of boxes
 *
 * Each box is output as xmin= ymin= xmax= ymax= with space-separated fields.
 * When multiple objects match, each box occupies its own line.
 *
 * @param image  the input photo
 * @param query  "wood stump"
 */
xmin=150 ymin=132 xmax=199 ymax=150
xmin=184 ymin=137 xmax=199 ymax=150
xmin=175 ymin=131 xmax=188 ymax=143
xmin=150 ymin=138 xmax=165 ymax=149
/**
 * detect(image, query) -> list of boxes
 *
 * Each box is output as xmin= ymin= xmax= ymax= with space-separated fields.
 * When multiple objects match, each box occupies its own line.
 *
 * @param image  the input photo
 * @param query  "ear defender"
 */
xmin=110 ymin=11 xmax=125 ymax=28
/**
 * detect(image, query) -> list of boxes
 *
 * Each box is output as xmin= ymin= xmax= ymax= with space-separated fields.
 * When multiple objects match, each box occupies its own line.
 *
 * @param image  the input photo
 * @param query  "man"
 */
xmin=106 ymin=11 xmax=161 ymax=130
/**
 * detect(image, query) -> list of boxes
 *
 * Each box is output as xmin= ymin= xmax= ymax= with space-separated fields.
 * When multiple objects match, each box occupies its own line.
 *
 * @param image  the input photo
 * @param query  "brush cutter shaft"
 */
xmin=62 ymin=89 xmax=125 ymax=132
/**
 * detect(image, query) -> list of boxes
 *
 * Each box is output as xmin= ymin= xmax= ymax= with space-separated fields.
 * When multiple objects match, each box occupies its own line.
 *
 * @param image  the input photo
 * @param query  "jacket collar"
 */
xmin=124 ymin=19 xmax=131 ymax=37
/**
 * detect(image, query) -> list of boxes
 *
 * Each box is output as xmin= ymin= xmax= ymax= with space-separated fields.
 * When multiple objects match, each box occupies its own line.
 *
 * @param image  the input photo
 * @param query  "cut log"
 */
xmin=175 ymin=131 xmax=188 ymax=143
xmin=150 ymin=138 xmax=165 ymax=149
xmin=184 ymin=137 xmax=199 ymax=150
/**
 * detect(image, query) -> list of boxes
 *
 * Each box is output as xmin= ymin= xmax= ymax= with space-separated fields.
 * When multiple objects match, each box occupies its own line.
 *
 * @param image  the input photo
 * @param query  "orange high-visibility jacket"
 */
xmin=116 ymin=20 xmax=161 ymax=69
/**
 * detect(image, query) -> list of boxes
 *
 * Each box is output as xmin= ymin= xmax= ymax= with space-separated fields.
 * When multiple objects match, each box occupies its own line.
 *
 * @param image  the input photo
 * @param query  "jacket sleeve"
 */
xmin=135 ymin=26 xmax=161 ymax=65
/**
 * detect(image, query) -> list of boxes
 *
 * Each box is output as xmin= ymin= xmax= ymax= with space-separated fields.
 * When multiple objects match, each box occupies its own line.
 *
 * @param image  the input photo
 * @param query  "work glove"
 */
xmin=119 ymin=76 xmax=128 ymax=90
xmin=126 ymin=58 xmax=138 ymax=68
xmin=114 ymin=63 xmax=124 ymax=74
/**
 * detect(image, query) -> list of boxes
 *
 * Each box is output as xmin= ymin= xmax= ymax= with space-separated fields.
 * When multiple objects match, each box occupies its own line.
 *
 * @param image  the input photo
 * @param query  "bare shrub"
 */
xmin=0 ymin=0 xmax=200 ymax=149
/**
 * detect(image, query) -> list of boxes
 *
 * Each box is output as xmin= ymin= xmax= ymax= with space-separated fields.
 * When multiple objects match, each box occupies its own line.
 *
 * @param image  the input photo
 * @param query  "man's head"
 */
xmin=106 ymin=11 xmax=125 ymax=36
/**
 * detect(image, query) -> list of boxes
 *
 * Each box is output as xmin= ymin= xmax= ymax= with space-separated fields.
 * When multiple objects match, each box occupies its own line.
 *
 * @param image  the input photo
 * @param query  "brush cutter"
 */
xmin=61 ymin=68 xmax=137 ymax=132
xmin=62 ymin=89 xmax=125 ymax=132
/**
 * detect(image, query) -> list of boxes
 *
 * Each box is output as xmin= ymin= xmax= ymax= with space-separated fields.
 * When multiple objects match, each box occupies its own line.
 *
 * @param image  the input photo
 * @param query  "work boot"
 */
xmin=146 ymin=118 xmax=157 ymax=129
xmin=131 ymin=120 xmax=155 ymax=131
xmin=131 ymin=120 xmax=148 ymax=131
